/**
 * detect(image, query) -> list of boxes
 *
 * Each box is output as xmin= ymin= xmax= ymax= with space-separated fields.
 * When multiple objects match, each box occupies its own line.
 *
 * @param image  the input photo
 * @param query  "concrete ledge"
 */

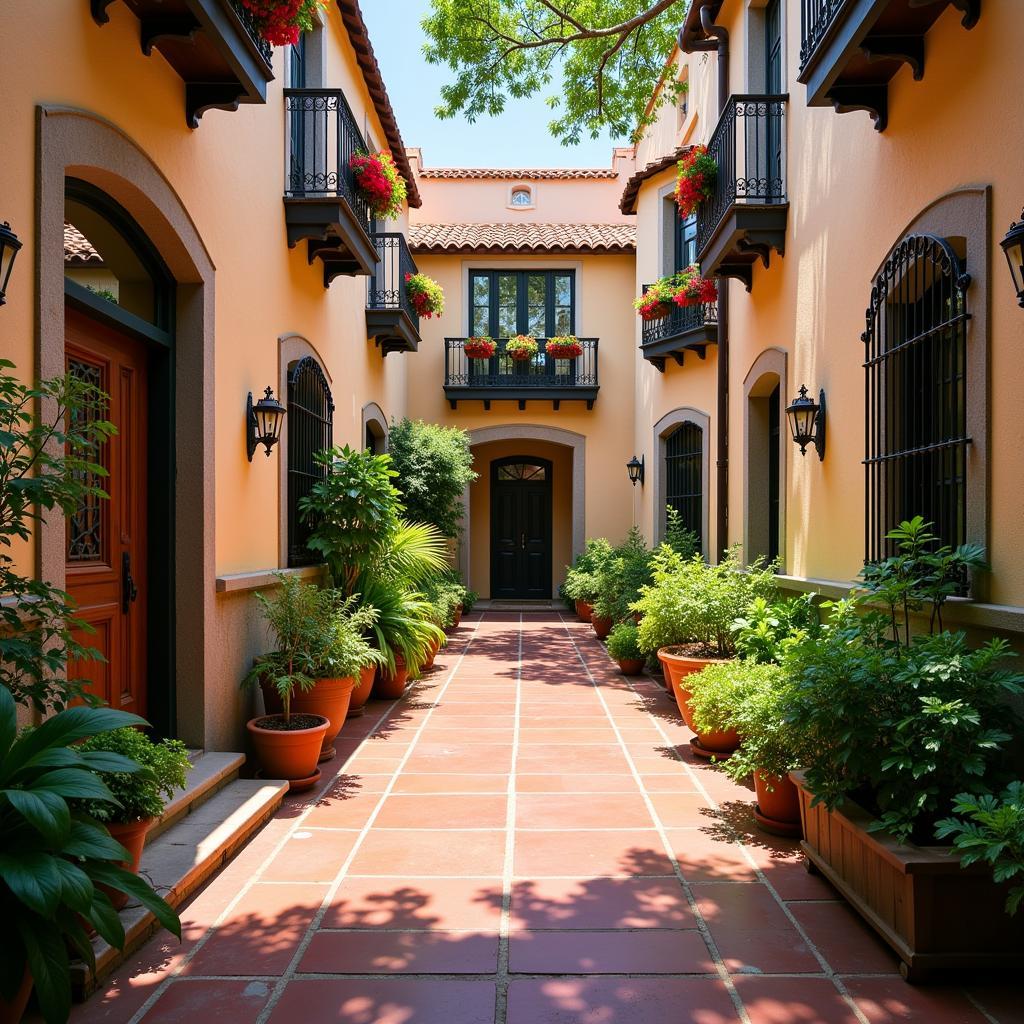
xmin=215 ymin=564 xmax=325 ymax=594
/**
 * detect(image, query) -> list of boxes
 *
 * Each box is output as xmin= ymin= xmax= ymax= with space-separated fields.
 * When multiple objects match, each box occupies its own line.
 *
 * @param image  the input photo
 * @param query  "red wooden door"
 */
xmin=65 ymin=309 xmax=149 ymax=718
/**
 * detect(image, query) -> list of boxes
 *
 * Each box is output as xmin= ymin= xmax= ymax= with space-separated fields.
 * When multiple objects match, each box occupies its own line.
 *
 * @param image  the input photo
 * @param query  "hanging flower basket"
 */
xmin=505 ymin=335 xmax=539 ymax=361
xmin=464 ymin=336 xmax=497 ymax=359
xmin=238 ymin=0 xmax=326 ymax=47
xmin=675 ymin=144 xmax=717 ymax=218
xmin=405 ymin=273 xmax=445 ymax=318
xmin=545 ymin=336 xmax=584 ymax=359
xmin=350 ymin=152 xmax=408 ymax=220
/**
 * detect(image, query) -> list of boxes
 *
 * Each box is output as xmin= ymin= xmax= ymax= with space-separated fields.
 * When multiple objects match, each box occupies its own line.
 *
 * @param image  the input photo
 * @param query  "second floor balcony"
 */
xmin=640 ymin=298 xmax=718 ymax=372
xmin=696 ymin=95 xmax=789 ymax=290
xmin=91 ymin=0 xmax=275 ymax=128
xmin=283 ymin=89 xmax=378 ymax=285
xmin=366 ymin=233 xmax=421 ymax=355
xmin=798 ymin=0 xmax=980 ymax=131
xmin=444 ymin=338 xmax=600 ymax=410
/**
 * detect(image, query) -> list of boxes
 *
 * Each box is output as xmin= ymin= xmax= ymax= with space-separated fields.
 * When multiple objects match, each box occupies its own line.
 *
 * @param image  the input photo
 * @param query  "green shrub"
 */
xmin=422 ymin=569 xmax=468 ymax=628
xmin=593 ymin=528 xmax=653 ymax=623
xmin=664 ymin=505 xmax=699 ymax=558
xmin=689 ymin=660 xmax=779 ymax=736
xmin=632 ymin=545 xmax=778 ymax=657
xmin=731 ymin=593 xmax=823 ymax=664
xmin=606 ymin=622 xmax=642 ymax=661
xmin=562 ymin=538 xmax=615 ymax=604
xmin=75 ymin=728 xmax=191 ymax=823
xmin=388 ymin=418 xmax=476 ymax=538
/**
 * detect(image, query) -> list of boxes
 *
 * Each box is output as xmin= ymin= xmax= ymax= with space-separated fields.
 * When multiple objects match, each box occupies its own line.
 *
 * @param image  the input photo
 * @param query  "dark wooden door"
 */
xmin=490 ymin=459 xmax=552 ymax=599
xmin=65 ymin=309 xmax=149 ymax=718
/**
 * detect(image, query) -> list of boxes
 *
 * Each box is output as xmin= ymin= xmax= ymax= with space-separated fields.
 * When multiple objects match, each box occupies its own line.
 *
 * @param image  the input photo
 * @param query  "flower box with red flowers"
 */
xmin=239 ymin=0 xmax=326 ymax=47
xmin=675 ymin=145 xmax=717 ymax=219
xmin=405 ymin=273 xmax=444 ymax=319
xmin=350 ymin=152 xmax=408 ymax=220
xmin=464 ymin=337 xmax=497 ymax=360
xmin=545 ymin=336 xmax=584 ymax=360
xmin=505 ymin=335 xmax=539 ymax=361
xmin=673 ymin=266 xmax=718 ymax=308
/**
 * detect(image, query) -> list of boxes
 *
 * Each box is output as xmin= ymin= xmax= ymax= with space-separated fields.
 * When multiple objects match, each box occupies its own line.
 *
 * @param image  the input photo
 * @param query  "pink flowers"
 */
xmin=350 ymin=152 xmax=408 ymax=220
xmin=675 ymin=145 xmax=717 ymax=218
xmin=238 ymin=0 xmax=325 ymax=47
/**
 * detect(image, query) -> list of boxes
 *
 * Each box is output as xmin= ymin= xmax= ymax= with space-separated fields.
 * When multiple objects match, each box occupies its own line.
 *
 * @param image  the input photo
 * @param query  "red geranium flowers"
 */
xmin=675 ymin=145 xmax=717 ymax=218
xmin=238 ymin=0 xmax=325 ymax=47
xmin=350 ymin=152 xmax=408 ymax=220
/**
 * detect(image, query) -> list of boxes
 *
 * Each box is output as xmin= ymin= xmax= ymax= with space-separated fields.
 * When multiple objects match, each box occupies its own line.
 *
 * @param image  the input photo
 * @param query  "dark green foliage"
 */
xmin=562 ymin=538 xmax=615 ymax=604
xmin=0 ymin=360 xmax=116 ymax=713
xmin=593 ymin=528 xmax=653 ymax=623
xmin=387 ymin=418 xmax=476 ymax=538
xmin=731 ymin=593 xmax=823 ymax=664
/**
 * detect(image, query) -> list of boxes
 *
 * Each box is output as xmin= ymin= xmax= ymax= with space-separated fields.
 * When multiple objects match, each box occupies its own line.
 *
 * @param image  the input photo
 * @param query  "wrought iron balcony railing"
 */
xmin=640 ymin=298 xmax=718 ymax=348
xmin=696 ymin=94 xmax=788 ymax=259
xmin=799 ymin=0 xmax=848 ymax=73
xmin=366 ymin=233 xmax=421 ymax=355
xmin=229 ymin=0 xmax=274 ymax=66
xmin=284 ymin=88 xmax=371 ymax=233
xmin=444 ymin=338 xmax=599 ymax=409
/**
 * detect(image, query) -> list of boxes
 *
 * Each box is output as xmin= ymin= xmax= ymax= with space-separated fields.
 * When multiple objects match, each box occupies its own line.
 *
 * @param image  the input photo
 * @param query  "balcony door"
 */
xmin=490 ymin=458 xmax=553 ymax=599
xmin=764 ymin=0 xmax=783 ymax=191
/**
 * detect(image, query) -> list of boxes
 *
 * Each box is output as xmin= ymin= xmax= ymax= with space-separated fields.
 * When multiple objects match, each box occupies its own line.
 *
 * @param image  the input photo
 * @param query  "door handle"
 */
xmin=520 ymin=533 xmax=526 ymax=550
xmin=122 ymin=551 xmax=138 ymax=614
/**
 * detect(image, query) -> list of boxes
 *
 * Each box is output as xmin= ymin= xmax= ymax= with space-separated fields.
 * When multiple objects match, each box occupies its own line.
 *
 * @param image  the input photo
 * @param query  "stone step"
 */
xmin=147 ymin=750 xmax=246 ymax=843
xmin=72 ymin=777 xmax=288 ymax=998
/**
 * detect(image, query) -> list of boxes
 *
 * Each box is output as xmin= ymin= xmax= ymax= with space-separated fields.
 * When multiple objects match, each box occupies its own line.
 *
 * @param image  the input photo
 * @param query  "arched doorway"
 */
xmin=489 ymin=457 xmax=553 ymax=599
xmin=743 ymin=349 xmax=787 ymax=567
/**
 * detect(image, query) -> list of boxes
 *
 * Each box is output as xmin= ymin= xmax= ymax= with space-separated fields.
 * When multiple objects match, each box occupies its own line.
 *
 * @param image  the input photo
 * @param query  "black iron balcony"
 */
xmin=798 ymin=0 xmax=979 ymax=131
xmin=91 ymin=0 xmax=274 ymax=128
xmin=444 ymin=338 xmax=599 ymax=410
xmin=283 ymin=89 xmax=378 ymax=285
xmin=640 ymin=298 xmax=718 ymax=372
xmin=367 ymin=233 xmax=421 ymax=355
xmin=696 ymin=95 xmax=788 ymax=289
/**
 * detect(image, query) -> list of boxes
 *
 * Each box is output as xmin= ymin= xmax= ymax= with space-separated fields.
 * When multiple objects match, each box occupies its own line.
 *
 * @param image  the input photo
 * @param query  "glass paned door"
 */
xmin=764 ymin=0 xmax=783 ymax=194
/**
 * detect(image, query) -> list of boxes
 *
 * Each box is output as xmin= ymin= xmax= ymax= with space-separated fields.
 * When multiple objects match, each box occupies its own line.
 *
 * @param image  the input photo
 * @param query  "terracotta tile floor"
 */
xmin=70 ymin=613 xmax=1016 ymax=1024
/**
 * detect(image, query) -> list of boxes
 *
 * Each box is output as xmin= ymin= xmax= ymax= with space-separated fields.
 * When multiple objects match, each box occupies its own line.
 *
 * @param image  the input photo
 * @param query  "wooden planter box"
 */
xmin=791 ymin=771 xmax=1024 ymax=981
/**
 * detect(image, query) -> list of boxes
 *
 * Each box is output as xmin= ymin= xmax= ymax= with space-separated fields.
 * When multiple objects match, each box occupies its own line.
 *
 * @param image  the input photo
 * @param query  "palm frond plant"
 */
xmin=352 ymin=572 xmax=444 ymax=676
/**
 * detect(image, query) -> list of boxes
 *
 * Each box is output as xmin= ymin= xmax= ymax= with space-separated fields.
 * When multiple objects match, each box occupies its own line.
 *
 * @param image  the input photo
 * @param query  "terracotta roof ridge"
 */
xmin=409 ymin=222 xmax=636 ymax=254
xmin=619 ymin=146 xmax=691 ymax=215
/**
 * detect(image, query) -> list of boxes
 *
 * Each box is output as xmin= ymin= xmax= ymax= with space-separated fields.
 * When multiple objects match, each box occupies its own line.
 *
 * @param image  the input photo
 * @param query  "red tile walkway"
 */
xmin=71 ymin=613 xmax=1019 ymax=1024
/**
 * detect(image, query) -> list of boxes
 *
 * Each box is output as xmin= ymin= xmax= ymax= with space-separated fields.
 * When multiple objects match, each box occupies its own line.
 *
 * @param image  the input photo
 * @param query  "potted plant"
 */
xmin=632 ymin=545 xmax=777 ymax=726
xmin=238 ymin=0 xmax=326 ymax=46
xmin=405 ymin=272 xmax=445 ymax=318
xmin=606 ymin=622 xmax=645 ymax=675
xmin=593 ymin=529 xmax=653 ymax=627
xmin=505 ymin=335 xmax=538 ymax=361
xmin=563 ymin=539 xmax=615 ymax=622
xmin=545 ymin=335 xmax=583 ymax=359
xmin=74 ymin=727 xmax=191 ymax=907
xmin=687 ymin=660 xmax=766 ymax=759
xmin=633 ymin=277 xmax=678 ymax=321
xmin=0 ymin=690 xmax=180 ymax=1024
xmin=350 ymin=150 xmax=407 ymax=219
xmin=464 ymin=336 xmax=497 ymax=360
xmin=673 ymin=264 xmax=718 ymax=307
xmin=786 ymin=519 xmax=1024 ymax=979
xmin=675 ymin=143 xmax=717 ymax=218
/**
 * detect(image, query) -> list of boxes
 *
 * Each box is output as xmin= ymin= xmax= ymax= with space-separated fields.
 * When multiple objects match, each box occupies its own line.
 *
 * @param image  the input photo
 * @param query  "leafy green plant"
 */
xmin=936 ymin=783 xmax=1024 ymax=915
xmin=731 ymin=593 xmax=823 ymax=664
xmin=689 ymin=660 xmax=777 ymax=736
xmin=593 ymin=529 xmax=652 ymax=623
xmin=664 ymin=505 xmax=699 ymax=559
xmin=422 ymin=570 xmax=469 ymax=628
xmin=0 ymin=688 xmax=180 ymax=1024
xmin=388 ymin=418 xmax=476 ymax=538
xmin=562 ymin=538 xmax=615 ymax=604
xmin=74 ymin=728 xmax=191 ymax=823
xmin=632 ymin=545 xmax=778 ymax=657
xmin=0 ymin=360 xmax=115 ymax=713
xmin=352 ymin=572 xmax=445 ymax=675
xmin=606 ymin=622 xmax=642 ymax=662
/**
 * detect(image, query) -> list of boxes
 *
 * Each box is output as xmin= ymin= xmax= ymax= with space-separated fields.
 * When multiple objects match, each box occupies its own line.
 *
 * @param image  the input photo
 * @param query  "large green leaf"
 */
xmin=86 ymin=861 xmax=181 ymax=939
xmin=17 ymin=912 xmax=72 ymax=1024
xmin=0 ymin=851 xmax=63 ymax=915
xmin=63 ymin=819 xmax=130 ymax=861
xmin=82 ymin=887 xmax=125 ymax=949
xmin=52 ymin=858 xmax=95 ymax=914
xmin=3 ymin=788 xmax=70 ymax=844
xmin=29 ymin=766 xmax=117 ymax=803
xmin=0 ymin=686 xmax=16 ymax=762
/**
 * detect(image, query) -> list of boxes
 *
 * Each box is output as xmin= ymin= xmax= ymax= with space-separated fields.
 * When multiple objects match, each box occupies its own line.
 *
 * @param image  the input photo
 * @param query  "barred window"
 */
xmin=665 ymin=421 xmax=703 ymax=548
xmin=863 ymin=234 xmax=971 ymax=562
xmin=287 ymin=356 xmax=334 ymax=567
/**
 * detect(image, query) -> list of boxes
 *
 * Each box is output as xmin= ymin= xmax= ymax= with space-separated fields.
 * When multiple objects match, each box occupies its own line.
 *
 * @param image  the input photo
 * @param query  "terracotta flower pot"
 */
xmin=575 ymin=600 xmax=593 ymax=622
xmin=247 ymin=714 xmax=328 ymax=791
xmin=348 ymin=664 xmax=375 ymax=716
xmin=422 ymin=635 xmax=442 ymax=671
xmin=292 ymin=676 xmax=355 ymax=762
xmin=103 ymin=816 xmax=155 ymax=910
xmin=617 ymin=658 xmax=645 ymax=675
xmin=451 ymin=605 xmax=463 ymax=628
xmin=691 ymin=725 xmax=741 ymax=759
xmin=657 ymin=646 xmax=731 ymax=729
xmin=0 ymin=967 xmax=31 ymax=1024
xmin=375 ymin=655 xmax=408 ymax=699
xmin=753 ymin=771 xmax=802 ymax=836
xmin=591 ymin=614 xmax=613 ymax=640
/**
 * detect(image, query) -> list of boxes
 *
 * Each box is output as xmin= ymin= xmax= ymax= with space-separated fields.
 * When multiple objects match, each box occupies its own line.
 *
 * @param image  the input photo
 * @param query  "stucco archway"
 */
xmin=460 ymin=424 xmax=585 ymax=596
xmin=361 ymin=401 xmax=389 ymax=453
xmin=652 ymin=407 xmax=711 ymax=557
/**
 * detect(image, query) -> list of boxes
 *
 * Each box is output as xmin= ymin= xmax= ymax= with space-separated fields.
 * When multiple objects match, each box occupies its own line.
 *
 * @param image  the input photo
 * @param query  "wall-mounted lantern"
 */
xmin=247 ymin=387 xmax=286 ymax=461
xmin=785 ymin=385 xmax=826 ymax=461
xmin=0 ymin=221 xmax=23 ymax=307
xmin=626 ymin=454 xmax=645 ymax=487
xmin=1000 ymin=210 xmax=1024 ymax=308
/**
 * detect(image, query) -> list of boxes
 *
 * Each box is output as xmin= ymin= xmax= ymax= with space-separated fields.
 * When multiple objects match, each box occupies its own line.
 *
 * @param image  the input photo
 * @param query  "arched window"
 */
xmin=863 ymin=234 xmax=970 ymax=562
xmin=509 ymin=186 xmax=533 ymax=208
xmin=287 ymin=356 xmax=334 ymax=567
xmin=665 ymin=421 xmax=703 ymax=548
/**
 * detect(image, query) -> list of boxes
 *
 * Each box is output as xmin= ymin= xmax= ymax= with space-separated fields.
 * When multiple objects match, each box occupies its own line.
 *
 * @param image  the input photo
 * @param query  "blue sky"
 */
xmin=361 ymin=1 xmax=624 ymax=169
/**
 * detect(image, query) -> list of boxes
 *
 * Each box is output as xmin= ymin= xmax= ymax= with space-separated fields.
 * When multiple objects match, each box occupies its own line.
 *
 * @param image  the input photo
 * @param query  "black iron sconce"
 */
xmin=1000 ymin=209 xmax=1024 ymax=308
xmin=627 ymin=455 xmax=645 ymax=487
xmin=786 ymin=385 xmax=826 ymax=461
xmin=246 ymin=387 xmax=286 ymax=461
xmin=0 ymin=221 xmax=23 ymax=307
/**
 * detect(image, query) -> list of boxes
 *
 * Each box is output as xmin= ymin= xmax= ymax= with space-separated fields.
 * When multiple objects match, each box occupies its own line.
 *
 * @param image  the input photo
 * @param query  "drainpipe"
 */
xmin=682 ymin=5 xmax=731 ymax=561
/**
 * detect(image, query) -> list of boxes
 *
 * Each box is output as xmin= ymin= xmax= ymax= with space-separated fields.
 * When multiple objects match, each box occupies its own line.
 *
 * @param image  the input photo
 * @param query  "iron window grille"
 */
xmin=863 ymin=234 xmax=971 ymax=563
xmin=287 ymin=356 xmax=334 ymax=567
xmin=665 ymin=421 xmax=704 ymax=548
